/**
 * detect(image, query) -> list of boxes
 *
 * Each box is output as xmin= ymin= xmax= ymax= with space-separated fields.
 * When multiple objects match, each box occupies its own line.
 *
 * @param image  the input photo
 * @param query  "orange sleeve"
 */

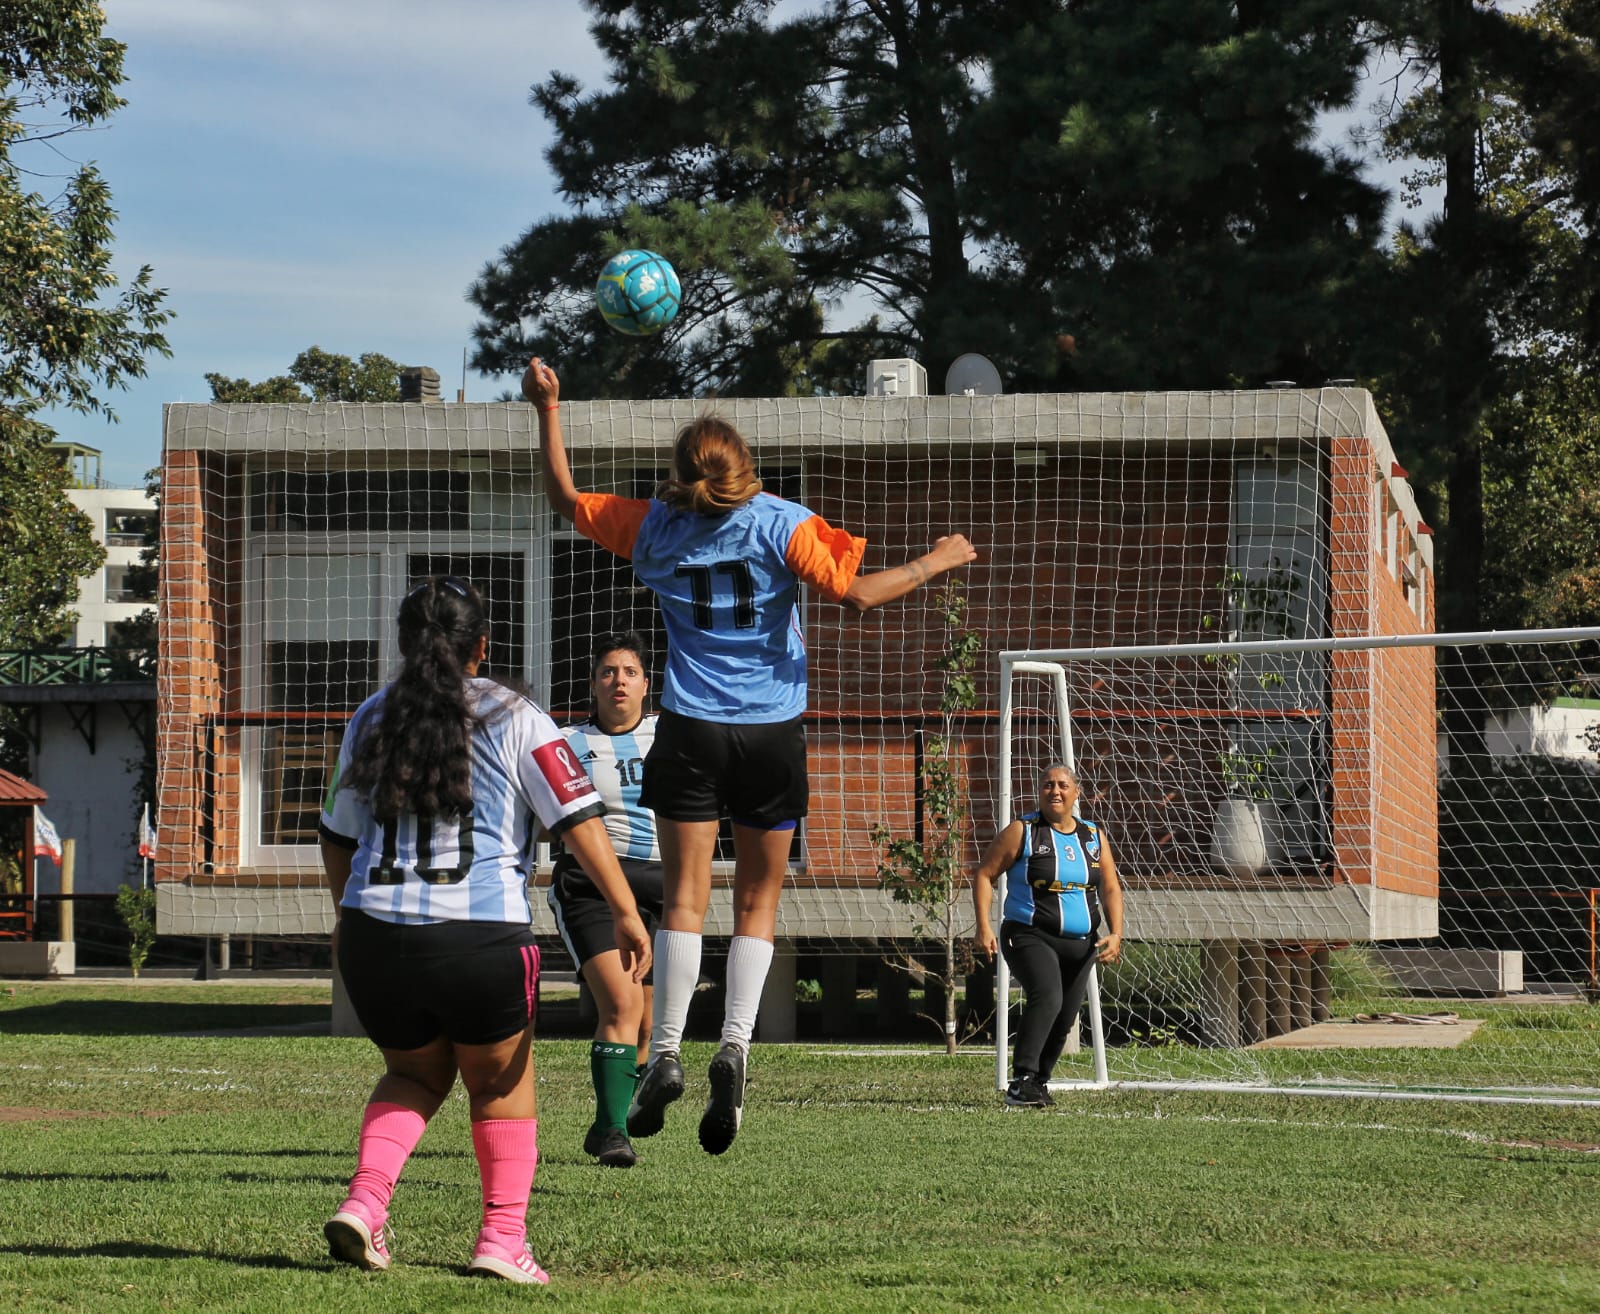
xmin=785 ymin=514 xmax=868 ymax=603
xmin=573 ymin=493 xmax=649 ymax=561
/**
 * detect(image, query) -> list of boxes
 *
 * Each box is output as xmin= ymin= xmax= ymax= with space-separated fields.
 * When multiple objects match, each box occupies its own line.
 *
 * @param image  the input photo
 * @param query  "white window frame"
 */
xmin=238 ymin=529 xmax=547 ymax=870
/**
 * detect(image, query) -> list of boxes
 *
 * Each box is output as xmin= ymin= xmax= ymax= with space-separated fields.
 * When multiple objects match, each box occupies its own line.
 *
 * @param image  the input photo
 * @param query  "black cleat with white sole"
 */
xmin=698 ymin=1042 xmax=746 ymax=1156
xmin=626 ymin=1051 xmax=684 ymax=1139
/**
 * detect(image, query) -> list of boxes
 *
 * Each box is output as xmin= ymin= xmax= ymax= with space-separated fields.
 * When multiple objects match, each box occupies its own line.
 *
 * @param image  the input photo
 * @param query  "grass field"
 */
xmin=2 ymin=982 xmax=1599 ymax=1313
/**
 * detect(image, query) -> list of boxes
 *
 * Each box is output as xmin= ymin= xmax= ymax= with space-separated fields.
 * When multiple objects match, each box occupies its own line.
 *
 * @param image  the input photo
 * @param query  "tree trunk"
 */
xmin=1438 ymin=0 xmax=1490 ymax=763
xmin=943 ymin=922 xmax=958 ymax=1055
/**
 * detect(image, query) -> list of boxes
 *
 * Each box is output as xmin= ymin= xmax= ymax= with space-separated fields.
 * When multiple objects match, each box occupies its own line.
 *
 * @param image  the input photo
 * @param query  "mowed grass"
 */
xmin=2 ymin=984 xmax=1599 ymax=1313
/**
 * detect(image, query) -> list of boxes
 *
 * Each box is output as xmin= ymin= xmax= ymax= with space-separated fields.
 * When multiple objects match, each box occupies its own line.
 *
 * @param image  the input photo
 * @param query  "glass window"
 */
xmin=257 ymin=555 xmax=381 ymax=849
xmin=404 ymin=553 xmax=528 ymax=687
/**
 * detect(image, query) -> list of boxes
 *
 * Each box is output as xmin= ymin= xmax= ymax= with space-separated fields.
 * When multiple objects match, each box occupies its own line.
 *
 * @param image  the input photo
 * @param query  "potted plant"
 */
xmin=1210 ymin=746 xmax=1287 ymax=877
xmin=1203 ymin=559 xmax=1304 ymax=877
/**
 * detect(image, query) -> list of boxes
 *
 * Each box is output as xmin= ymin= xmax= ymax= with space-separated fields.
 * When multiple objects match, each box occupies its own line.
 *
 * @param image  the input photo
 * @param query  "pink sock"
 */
xmin=471 ymin=1117 xmax=539 ymax=1249
xmin=343 ymin=1101 xmax=427 ymax=1225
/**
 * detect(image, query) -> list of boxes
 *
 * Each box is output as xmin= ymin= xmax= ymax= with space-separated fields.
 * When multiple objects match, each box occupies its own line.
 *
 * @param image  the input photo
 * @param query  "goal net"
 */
xmin=152 ymin=384 xmax=1596 ymax=1085
xmin=998 ymin=629 xmax=1600 ymax=1103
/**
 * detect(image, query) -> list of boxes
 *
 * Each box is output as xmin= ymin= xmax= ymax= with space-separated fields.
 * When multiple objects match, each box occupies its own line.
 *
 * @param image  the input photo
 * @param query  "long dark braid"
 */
xmin=343 ymin=576 xmax=487 ymax=822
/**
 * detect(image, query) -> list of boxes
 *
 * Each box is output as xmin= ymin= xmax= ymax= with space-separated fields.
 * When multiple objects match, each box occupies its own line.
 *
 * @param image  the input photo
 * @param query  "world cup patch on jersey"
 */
xmin=532 ymin=740 xmax=593 ymax=800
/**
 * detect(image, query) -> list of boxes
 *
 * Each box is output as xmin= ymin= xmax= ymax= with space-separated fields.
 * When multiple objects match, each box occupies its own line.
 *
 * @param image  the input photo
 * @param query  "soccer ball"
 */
xmin=595 ymin=249 xmax=682 ymax=337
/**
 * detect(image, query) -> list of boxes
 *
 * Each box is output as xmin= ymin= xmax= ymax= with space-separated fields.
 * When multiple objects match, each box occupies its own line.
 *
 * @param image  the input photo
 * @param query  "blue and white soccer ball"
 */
xmin=595 ymin=249 xmax=682 ymax=337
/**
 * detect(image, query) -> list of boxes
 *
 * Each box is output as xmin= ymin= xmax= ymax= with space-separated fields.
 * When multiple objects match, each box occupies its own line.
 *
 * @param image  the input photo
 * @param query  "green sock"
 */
xmin=590 ymin=1040 xmax=638 ymax=1132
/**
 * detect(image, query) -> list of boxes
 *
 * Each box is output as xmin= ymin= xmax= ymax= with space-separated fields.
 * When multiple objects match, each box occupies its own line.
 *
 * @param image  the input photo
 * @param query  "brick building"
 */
xmin=155 ymin=386 xmax=1434 ymax=1036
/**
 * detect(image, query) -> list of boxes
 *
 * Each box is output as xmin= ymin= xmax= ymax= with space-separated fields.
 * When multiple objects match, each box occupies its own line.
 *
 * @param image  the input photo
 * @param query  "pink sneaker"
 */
xmin=466 ymin=1235 xmax=551 ymax=1285
xmin=324 ymin=1204 xmax=391 ymax=1271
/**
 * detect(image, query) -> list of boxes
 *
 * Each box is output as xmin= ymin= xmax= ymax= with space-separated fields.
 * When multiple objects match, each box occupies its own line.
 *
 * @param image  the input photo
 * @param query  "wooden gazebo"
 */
xmin=0 ymin=767 xmax=46 ymax=939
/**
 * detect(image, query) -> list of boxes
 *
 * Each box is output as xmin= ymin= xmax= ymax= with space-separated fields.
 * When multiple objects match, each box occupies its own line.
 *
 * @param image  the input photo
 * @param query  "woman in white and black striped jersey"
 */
xmin=972 ymin=764 xmax=1124 ymax=1109
xmin=547 ymin=631 xmax=666 ymax=1169
xmin=319 ymin=576 xmax=650 ymax=1285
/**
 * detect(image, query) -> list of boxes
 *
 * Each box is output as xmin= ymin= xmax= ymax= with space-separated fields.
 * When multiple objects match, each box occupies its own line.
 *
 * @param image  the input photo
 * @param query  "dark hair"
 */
xmin=589 ymin=630 xmax=649 ymax=681
xmin=343 ymin=576 xmax=489 ymax=822
xmin=656 ymin=415 xmax=762 ymax=514
xmin=587 ymin=630 xmax=649 ymax=718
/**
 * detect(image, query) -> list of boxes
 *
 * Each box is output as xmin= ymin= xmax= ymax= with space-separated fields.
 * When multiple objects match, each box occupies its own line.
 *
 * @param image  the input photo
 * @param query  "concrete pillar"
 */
xmin=1264 ymin=950 xmax=1293 ymax=1038
xmin=756 ymin=938 xmax=797 ymax=1042
xmin=876 ymin=958 xmax=912 ymax=1034
xmin=1199 ymin=940 xmax=1242 ymax=1047
xmin=219 ymin=933 xmax=232 ymax=972
xmin=1238 ymin=942 xmax=1269 ymax=1046
xmin=1310 ymin=947 xmax=1333 ymax=1021
xmin=331 ymin=959 xmax=366 ymax=1038
xmin=1289 ymin=953 xmax=1316 ymax=1030
xmin=820 ymin=954 xmax=858 ymax=1038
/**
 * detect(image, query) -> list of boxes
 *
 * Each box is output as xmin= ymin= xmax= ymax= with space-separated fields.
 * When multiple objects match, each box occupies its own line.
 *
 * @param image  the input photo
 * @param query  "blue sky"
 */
xmin=43 ymin=1 xmax=1419 ymax=489
xmin=46 ymin=0 xmax=611 ymax=487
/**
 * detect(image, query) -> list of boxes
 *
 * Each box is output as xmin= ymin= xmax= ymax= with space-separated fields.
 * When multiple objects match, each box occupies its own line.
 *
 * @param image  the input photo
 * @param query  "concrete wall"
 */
xmin=31 ymin=704 xmax=149 ymax=895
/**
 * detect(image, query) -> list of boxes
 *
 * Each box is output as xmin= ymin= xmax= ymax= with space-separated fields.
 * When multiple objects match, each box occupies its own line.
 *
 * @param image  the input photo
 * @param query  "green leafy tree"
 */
xmin=1 ymin=2 xmax=170 ymax=767
xmin=968 ymin=0 xmax=1392 ymax=391
xmin=1367 ymin=0 xmax=1600 ymax=750
xmin=0 ymin=434 xmax=101 ymax=650
xmin=870 ymin=583 xmax=983 ymax=1055
xmin=116 ymin=883 xmax=157 ymax=977
xmin=1481 ymin=366 xmax=1600 ymax=631
xmin=204 ymin=346 xmax=404 ymax=403
xmin=473 ymin=2 xmax=1385 ymax=399
xmin=1 ymin=1 xmax=171 ymax=424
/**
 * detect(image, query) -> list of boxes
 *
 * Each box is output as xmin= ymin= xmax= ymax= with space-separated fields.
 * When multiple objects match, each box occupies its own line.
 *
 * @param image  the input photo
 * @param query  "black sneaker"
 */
xmin=1004 ymin=1073 xmax=1050 ymax=1108
xmin=592 ymin=1126 xmax=637 ymax=1168
xmin=698 ymin=1042 xmax=746 ymax=1156
xmin=626 ymin=1051 xmax=684 ymax=1139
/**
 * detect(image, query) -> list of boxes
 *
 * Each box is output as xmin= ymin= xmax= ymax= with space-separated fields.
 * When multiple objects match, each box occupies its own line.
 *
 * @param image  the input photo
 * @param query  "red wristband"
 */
xmin=539 ymin=403 xmax=559 ymax=413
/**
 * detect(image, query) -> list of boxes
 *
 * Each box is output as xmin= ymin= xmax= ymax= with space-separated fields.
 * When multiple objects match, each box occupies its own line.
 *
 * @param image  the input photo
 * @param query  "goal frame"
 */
xmin=995 ymin=626 xmax=1600 ymax=1103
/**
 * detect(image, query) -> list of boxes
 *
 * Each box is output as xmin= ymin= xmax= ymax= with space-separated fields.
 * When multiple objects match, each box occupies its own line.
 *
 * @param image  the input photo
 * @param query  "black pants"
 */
xmin=1001 ymin=920 xmax=1097 ymax=1079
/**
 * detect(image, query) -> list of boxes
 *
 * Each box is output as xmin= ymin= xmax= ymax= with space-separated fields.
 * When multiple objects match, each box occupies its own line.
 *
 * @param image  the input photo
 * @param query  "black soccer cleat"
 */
xmin=626 ymin=1051 xmax=684 ymax=1139
xmin=698 ymin=1042 xmax=746 ymax=1156
xmin=592 ymin=1126 xmax=638 ymax=1168
xmin=1004 ymin=1072 xmax=1050 ymax=1109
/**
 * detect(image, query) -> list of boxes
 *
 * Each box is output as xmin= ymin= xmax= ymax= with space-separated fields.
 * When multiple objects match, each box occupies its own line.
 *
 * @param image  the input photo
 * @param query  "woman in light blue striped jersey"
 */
xmin=319 ymin=576 xmax=651 ymax=1284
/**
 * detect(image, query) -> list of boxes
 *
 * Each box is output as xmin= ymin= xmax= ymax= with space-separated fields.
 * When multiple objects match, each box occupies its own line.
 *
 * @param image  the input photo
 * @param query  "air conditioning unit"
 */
xmin=866 ymin=358 xmax=927 ymax=397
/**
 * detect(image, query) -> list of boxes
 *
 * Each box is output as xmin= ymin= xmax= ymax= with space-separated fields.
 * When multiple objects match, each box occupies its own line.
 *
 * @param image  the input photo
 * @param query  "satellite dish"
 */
xmin=944 ymin=353 xmax=1003 ymax=397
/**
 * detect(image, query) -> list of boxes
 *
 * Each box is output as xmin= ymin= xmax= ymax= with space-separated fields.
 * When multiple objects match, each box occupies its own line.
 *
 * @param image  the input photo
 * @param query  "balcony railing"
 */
xmin=0 ymin=647 xmax=156 ymax=686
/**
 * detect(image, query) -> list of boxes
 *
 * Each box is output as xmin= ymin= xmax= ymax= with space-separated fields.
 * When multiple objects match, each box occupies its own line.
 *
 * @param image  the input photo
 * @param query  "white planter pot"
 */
xmin=1210 ymin=797 xmax=1284 ymax=878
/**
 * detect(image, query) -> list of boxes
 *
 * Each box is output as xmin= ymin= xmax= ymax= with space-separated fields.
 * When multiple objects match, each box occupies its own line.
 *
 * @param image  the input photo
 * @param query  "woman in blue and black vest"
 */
xmin=973 ymin=764 xmax=1124 ymax=1108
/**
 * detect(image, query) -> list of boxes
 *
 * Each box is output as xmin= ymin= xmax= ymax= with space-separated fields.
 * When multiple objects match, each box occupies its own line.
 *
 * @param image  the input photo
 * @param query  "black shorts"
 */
xmin=640 ymin=709 xmax=808 ymax=826
xmin=547 ymin=855 xmax=664 ymax=981
xmin=337 ymin=909 xmax=540 ymax=1051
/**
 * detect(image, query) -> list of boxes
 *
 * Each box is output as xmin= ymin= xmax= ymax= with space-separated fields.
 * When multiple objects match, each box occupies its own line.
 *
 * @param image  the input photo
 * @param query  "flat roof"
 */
xmin=163 ymin=385 xmax=1430 ymax=569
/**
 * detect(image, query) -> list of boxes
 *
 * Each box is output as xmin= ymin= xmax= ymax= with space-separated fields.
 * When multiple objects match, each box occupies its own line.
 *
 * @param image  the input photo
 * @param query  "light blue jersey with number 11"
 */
xmin=574 ymin=491 xmax=867 ymax=724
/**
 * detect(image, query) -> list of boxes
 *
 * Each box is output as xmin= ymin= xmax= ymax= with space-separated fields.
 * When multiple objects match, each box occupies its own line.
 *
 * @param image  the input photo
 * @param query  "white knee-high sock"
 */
xmin=721 ymin=935 xmax=775 ymax=1052
xmin=650 ymin=928 xmax=702 ymax=1060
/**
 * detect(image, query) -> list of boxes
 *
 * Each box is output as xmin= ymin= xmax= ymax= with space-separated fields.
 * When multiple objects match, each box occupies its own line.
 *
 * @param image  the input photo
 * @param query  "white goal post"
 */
xmin=994 ymin=627 xmax=1600 ymax=1103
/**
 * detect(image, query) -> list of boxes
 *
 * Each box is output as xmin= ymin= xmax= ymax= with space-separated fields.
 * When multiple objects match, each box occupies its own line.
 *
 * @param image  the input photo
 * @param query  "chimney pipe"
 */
xmin=398 ymin=366 xmax=442 ymax=403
